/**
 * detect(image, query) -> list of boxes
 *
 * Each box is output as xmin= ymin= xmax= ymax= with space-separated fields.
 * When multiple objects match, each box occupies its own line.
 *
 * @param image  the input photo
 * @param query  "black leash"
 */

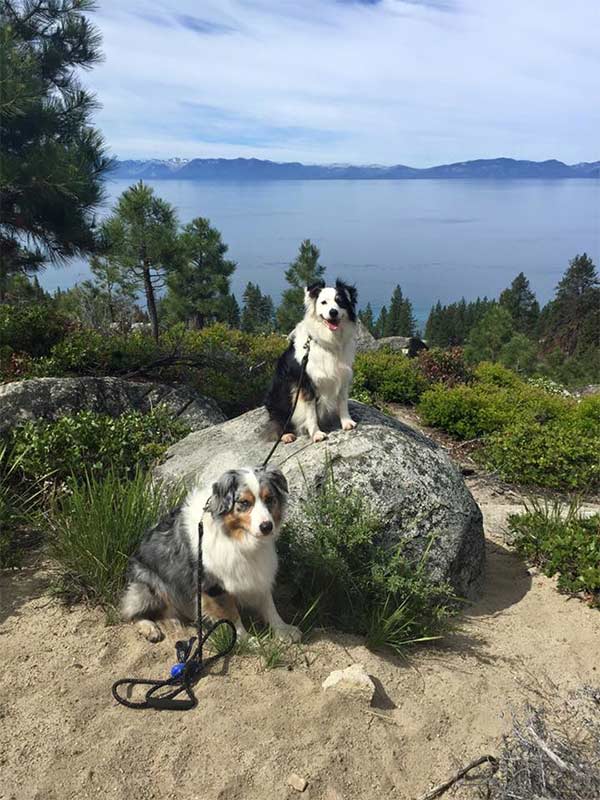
xmin=262 ymin=335 xmax=312 ymax=468
xmin=112 ymin=522 xmax=237 ymax=711
xmin=112 ymin=335 xmax=312 ymax=711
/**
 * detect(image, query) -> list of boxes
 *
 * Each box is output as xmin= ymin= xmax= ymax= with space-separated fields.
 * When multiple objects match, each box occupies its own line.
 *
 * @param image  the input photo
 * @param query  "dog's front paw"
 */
xmin=281 ymin=432 xmax=297 ymax=444
xmin=137 ymin=619 xmax=164 ymax=643
xmin=273 ymin=624 xmax=302 ymax=643
xmin=312 ymin=431 xmax=328 ymax=443
xmin=341 ymin=418 xmax=357 ymax=431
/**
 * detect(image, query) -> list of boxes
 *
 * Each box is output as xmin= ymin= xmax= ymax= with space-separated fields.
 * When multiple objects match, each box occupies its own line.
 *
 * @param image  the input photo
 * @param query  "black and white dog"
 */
xmin=121 ymin=466 xmax=300 ymax=644
xmin=265 ymin=279 xmax=358 ymax=443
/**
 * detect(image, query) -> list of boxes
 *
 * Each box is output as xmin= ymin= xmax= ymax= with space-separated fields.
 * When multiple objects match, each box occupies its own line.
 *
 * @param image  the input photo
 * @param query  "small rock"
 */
xmin=322 ymin=663 xmax=375 ymax=702
xmin=288 ymin=773 xmax=308 ymax=792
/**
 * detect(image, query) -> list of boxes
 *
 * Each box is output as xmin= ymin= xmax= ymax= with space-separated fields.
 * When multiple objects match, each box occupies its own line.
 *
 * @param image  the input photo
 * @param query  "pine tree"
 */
xmin=221 ymin=293 xmax=240 ymax=328
xmin=276 ymin=239 xmax=325 ymax=333
xmin=101 ymin=182 xmax=180 ymax=341
xmin=425 ymin=301 xmax=443 ymax=345
xmin=89 ymin=254 xmax=137 ymax=325
xmin=384 ymin=285 xmax=404 ymax=336
xmin=358 ymin=303 xmax=375 ymax=335
xmin=499 ymin=272 xmax=540 ymax=334
xmin=165 ymin=217 xmax=236 ymax=329
xmin=464 ymin=305 xmax=515 ymax=363
xmin=375 ymin=305 xmax=388 ymax=339
xmin=0 ymin=0 xmax=110 ymax=299
xmin=398 ymin=296 xmax=416 ymax=337
xmin=241 ymin=282 xmax=275 ymax=334
xmin=540 ymin=253 xmax=600 ymax=355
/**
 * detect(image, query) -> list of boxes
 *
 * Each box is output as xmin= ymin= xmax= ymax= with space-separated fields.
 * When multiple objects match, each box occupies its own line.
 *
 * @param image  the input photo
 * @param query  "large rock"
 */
xmin=0 ymin=377 xmax=225 ymax=435
xmin=154 ymin=402 xmax=484 ymax=596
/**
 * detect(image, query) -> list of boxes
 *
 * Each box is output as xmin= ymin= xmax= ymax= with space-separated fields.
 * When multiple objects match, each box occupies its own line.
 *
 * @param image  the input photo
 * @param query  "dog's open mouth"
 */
xmin=323 ymin=317 xmax=340 ymax=331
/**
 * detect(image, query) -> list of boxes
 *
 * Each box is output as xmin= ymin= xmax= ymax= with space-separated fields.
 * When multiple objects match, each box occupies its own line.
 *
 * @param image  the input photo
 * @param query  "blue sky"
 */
xmin=89 ymin=0 xmax=599 ymax=166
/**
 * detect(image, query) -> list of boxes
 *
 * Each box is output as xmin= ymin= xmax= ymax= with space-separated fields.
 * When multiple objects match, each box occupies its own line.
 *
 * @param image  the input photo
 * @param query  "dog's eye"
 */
xmin=237 ymin=499 xmax=251 ymax=511
xmin=321 ymin=300 xmax=327 ymax=305
xmin=263 ymin=495 xmax=274 ymax=507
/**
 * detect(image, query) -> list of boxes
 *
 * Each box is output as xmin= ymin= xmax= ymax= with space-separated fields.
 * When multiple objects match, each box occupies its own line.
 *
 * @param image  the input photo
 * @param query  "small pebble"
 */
xmin=288 ymin=773 xmax=308 ymax=792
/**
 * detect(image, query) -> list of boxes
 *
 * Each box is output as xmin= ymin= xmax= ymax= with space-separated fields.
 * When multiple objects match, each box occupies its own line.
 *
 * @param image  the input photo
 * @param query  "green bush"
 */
xmin=474 ymin=361 xmax=524 ymax=388
xmin=485 ymin=404 xmax=600 ymax=490
xmin=28 ymin=323 xmax=286 ymax=416
xmin=508 ymin=499 xmax=600 ymax=605
xmin=278 ymin=463 xmax=456 ymax=652
xmin=0 ymin=303 xmax=69 ymax=358
xmin=417 ymin=364 xmax=597 ymax=489
xmin=0 ymin=303 xmax=70 ymax=367
xmin=49 ymin=469 xmax=183 ymax=605
xmin=417 ymin=346 xmax=473 ymax=386
xmin=419 ymin=368 xmax=571 ymax=440
xmin=418 ymin=383 xmax=516 ymax=439
xmin=353 ymin=350 xmax=429 ymax=405
xmin=10 ymin=406 xmax=190 ymax=487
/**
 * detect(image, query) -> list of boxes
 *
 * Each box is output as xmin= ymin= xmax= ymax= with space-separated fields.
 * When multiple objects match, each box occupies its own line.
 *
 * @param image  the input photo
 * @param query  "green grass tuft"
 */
xmin=49 ymin=468 xmax=183 ymax=607
xmin=507 ymin=497 xmax=600 ymax=606
xmin=278 ymin=461 xmax=457 ymax=653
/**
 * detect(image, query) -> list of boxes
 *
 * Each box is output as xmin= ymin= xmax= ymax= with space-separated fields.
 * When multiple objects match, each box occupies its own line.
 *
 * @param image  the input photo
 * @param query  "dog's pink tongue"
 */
xmin=325 ymin=319 xmax=339 ymax=331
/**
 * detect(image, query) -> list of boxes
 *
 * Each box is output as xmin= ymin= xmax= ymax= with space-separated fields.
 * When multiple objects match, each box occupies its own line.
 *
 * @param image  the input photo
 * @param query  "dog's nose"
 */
xmin=329 ymin=308 xmax=339 ymax=318
xmin=259 ymin=520 xmax=273 ymax=535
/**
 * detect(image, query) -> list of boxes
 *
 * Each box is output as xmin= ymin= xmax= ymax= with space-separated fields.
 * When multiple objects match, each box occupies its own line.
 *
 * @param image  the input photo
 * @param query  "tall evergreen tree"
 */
xmin=276 ymin=239 xmax=325 ymax=333
xmin=398 ymin=295 xmax=417 ymax=337
xmin=540 ymin=253 xmax=600 ymax=355
xmin=499 ymin=272 xmax=540 ymax=334
xmin=101 ymin=182 xmax=180 ymax=341
xmin=241 ymin=282 xmax=275 ymax=334
xmin=384 ymin=285 xmax=404 ymax=336
xmin=221 ymin=293 xmax=240 ymax=328
xmin=165 ymin=217 xmax=236 ymax=330
xmin=375 ymin=305 xmax=388 ymax=339
xmin=0 ymin=0 xmax=110 ymax=299
xmin=358 ymin=303 xmax=375 ymax=335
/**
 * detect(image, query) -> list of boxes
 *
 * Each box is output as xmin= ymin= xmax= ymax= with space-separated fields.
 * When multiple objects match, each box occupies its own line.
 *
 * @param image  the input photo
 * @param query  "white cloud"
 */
xmin=87 ymin=0 xmax=600 ymax=164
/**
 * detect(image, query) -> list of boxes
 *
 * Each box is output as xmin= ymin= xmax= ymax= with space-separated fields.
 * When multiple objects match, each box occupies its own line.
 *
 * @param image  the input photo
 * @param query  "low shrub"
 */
xmin=49 ymin=469 xmax=183 ymax=605
xmin=485 ymin=412 xmax=600 ymax=490
xmin=473 ymin=361 xmax=524 ymax=388
xmin=0 ymin=302 xmax=71 ymax=361
xmin=353 ymin=350 xmax=429 ymax=405
xmin=419 ymin=369 xmax=572 ymax=440
xmin=9 ymin=406 xmax=190 ymax=487
xmin=0 ymin=443 xmax=43 ymax=568
xmin=278 ymin=463 xmax=456 ymax=652
xmin=417 ymin=346 xmax=473 ymax=386
xmin=418 ymin=383 xmax=517 ymax=439
xmin=28 ymin=323 xmax=287 ymax=416
xmin=508 ymin=499 xmax=600 ymax=605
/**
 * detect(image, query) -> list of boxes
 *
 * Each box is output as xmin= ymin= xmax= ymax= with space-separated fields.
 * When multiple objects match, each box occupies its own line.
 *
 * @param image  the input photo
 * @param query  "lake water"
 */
xmin=41 ymin=178 xmax=600 ymax=326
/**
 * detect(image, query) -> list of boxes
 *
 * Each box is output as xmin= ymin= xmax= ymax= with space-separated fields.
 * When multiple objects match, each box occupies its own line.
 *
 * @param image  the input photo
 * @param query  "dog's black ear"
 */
xmin=263 ymin=466 xmax=288 ymax=501
xmin=335 ymin=279 xmax=358 ymax=308
xmin=208 ymin=470 xmax=239 ymax=516
xmin=306 ymin=279 xmax=325 ymax=299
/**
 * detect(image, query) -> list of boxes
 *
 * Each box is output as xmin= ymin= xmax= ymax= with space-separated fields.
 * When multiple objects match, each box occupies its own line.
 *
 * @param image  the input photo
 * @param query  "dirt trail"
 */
xmin=1 ymin=409 xmax=599 ymax=800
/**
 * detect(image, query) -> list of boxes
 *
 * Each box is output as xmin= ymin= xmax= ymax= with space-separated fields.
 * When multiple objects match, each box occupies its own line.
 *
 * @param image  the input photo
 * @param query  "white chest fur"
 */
xmin=293 ymin=320 xmax=355 ymax=411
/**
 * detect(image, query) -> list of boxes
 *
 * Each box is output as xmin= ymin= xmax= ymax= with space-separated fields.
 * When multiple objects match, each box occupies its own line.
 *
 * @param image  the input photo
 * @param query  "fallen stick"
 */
xmin=417 ymin=755 xmax=499 ymax=800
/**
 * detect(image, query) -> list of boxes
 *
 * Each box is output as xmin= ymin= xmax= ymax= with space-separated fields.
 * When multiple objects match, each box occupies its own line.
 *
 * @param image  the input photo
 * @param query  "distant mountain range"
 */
xmin=111 ymin=157 xmax=600 ymax=181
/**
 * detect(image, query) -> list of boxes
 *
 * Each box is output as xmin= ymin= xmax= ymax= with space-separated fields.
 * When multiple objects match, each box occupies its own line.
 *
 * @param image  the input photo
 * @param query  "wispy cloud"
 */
xmin=175 ymin=14 xmax=236 ymax=35
xmin=91 ymin=0 xmax=600 ymax=164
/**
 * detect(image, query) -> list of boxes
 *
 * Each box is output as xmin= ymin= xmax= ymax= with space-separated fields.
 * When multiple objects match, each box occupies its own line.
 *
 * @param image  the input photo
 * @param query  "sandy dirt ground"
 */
xmin=1 ymin=411 xmax=599 ymax=800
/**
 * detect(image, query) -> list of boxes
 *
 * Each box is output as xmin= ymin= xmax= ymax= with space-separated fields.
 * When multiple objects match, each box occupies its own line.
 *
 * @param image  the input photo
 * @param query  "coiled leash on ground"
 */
xmin=112 ymin=336 xmax=312 ymax=711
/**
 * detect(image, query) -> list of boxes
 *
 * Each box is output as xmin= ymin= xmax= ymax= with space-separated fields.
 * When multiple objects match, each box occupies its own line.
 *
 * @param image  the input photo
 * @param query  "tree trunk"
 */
xmin=143 ymin=263 xmax=159 ymax=342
